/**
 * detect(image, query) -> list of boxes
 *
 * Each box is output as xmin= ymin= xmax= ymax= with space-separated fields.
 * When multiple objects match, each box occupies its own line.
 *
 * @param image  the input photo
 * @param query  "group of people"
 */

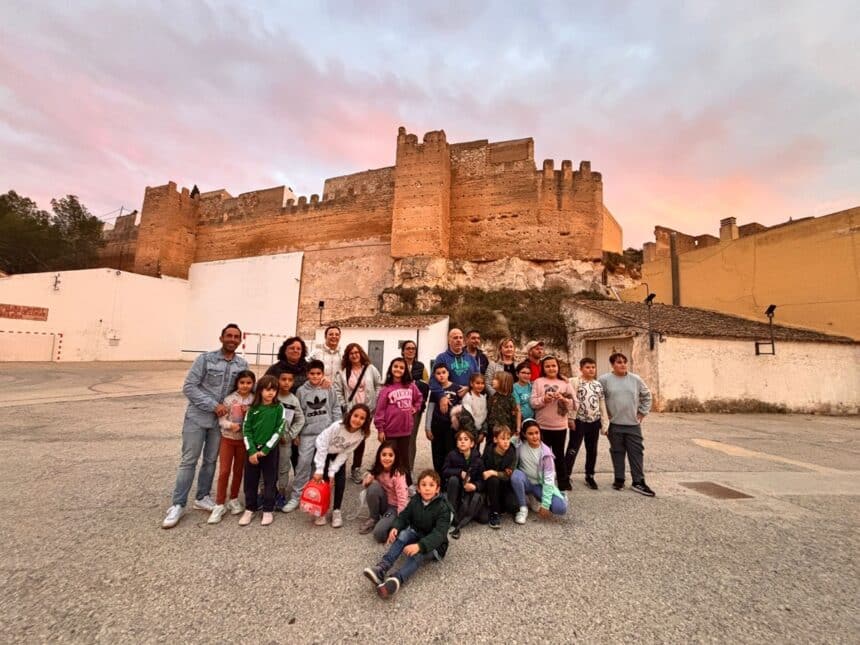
xmin=161 ymin=323 xmax=654 ymax=598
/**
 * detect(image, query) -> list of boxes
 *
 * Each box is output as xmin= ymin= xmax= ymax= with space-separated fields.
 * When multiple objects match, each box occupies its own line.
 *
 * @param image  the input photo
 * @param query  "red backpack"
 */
xmin=299 ymin=480 xmax=331 ymax=517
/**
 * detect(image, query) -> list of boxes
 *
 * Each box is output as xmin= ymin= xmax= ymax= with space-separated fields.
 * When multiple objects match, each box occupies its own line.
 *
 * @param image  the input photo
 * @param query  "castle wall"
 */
xmin=101 ymin=211 xmax=139 ymax=272
xmin=133 ymin=183 xmax=198 ymax=278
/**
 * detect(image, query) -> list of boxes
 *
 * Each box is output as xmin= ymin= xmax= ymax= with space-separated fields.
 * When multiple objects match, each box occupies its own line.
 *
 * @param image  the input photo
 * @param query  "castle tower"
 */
xmin=133 ymin=182 xmax=198 ymax=278
xmin=391 ymin=127 xmax=451 ymax=258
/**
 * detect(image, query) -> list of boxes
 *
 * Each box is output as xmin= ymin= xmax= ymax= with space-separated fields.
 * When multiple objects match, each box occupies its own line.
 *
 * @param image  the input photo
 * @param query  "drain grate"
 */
xmin=680 ymin=481 xmax=753 ymax=499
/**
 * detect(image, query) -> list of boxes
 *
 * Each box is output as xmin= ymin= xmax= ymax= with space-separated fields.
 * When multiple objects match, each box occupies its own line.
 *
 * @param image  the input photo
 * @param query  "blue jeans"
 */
xmin=510 ymin=470 xmax=567 ymax=515
xmin=379 ymin=527 xmax=440 ymax=584
xmin=171 ymin=418 xmax=221 ymax=506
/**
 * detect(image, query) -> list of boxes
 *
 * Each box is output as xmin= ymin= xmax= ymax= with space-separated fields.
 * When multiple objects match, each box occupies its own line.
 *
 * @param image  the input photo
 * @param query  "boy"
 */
xmin=362 ymin=469 xmax=453 ymax=599
xmin=598 ymin=352 xmax=655 ymax=496
xmin=283 ymin=359 xmax=339 ymax=512
xmin=566 ymin=357 xmax=608 ymax=490
xmin=441 ymin=430 xmax=484 ymax=539
xmin=275 ymin=372 xmax=305 ymax=510
xmin=482 ymin=425 xmax=518 ymax=528
xmin=425 ymin=364 xmax=460 ymax=474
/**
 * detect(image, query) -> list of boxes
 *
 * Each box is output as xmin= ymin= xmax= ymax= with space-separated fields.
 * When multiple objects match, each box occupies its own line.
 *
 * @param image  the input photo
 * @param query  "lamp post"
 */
xmin=755 ymin=304 xmax=777 ymax=355
xmin=644 ymin=292 xmax=656 ymax=350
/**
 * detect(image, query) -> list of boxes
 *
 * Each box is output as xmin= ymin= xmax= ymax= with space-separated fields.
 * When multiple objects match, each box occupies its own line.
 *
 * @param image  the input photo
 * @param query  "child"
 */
xmin=311 ymin=403 xmax=372 ymax=527
xmin=283 ymin=359 xmax=340 ymax=513
xmin=457 ymin=373 xmax=488 ymax=445
xmin=374 ymin=358 xmax=423 ymax=486
xmin=275 ymin=371 xmax=305 ymax=510
xmin=530 ymin=356 xmax=577 ymax=492
xmin=512 ymin=361 xmax=534 ymax=432
xmin=481 ymin=425 xmax=518 ymax=528
xmin=360 ymin=441 xmax=409 ymax=542
xmin=238 ymin=375 xmax=286 ymax=526
xmin=567 ymin=357 xmax=608 ymax=490
xmin=426 ymin=364 xmax=460 ymax=474
xmin=362 ymin=469 xmax=453 ymax=599
xmin=442 ymin=430 xmax=484 ymax=539
xmin=486 ymin=372 xmax=517 ymax=437
xmin=208 ymin=370 xmax=256 ymax=524
xmin=510 ymin=419 xmax=567 ymax=524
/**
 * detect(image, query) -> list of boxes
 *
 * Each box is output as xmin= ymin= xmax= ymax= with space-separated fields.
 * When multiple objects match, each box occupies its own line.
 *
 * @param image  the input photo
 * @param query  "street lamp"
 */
xmin=755 ymin=304 xmax=777 ymax=355
xmin=644 ymin=292 xmax=656 ymax=350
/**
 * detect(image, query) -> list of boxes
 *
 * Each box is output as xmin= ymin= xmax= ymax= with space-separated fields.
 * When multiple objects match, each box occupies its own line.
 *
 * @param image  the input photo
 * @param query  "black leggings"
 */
xmin=566 ymin=419 xmax=601 ymax=477
xmin=323 ymin=454 xmax=347 ymax=510
xmin=244 ymin=448 xmax=278 ymax=512
xmin=540 ymin=428 xmax=569 ymax=488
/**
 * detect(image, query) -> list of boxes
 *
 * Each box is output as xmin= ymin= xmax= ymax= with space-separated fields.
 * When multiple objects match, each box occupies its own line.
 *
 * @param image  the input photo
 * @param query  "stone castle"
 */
xmin=101 ymin=127 xmax=624 ymax=335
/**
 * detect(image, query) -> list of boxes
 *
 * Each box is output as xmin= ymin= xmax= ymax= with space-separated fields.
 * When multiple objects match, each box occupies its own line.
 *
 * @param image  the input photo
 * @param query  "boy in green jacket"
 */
xmin=363 ymin=469 xmax=453 ymax=598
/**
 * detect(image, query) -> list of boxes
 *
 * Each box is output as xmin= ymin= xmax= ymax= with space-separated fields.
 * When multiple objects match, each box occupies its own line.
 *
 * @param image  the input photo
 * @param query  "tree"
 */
xmin=49 ymin=195 xmax=105 ymax=270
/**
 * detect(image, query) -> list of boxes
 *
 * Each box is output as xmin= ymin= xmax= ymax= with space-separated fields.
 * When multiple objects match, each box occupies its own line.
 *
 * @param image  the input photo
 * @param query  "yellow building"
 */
xmin=625 ymin=206 xmax=860 ymax=340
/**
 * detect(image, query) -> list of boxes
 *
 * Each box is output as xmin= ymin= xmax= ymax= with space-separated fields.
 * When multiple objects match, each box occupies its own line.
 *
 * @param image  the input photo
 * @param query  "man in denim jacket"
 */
xmin=162 ymin=324 xmax=249 ymax=529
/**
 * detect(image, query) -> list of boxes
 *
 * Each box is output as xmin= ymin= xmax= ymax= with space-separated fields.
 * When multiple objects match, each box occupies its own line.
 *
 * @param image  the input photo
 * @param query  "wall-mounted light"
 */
xmin=318 ymin=300 xmax=325 ymax=325
xmin=755 ymin=304 xmax=777 ymax=355
xmin=644 ymin=292 xmax=656 ymax=349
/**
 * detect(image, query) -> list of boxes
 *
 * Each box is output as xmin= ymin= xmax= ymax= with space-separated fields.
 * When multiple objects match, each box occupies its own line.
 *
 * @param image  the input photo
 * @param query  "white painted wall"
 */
xmin=658 ymin=336 xmax=860 ymax=413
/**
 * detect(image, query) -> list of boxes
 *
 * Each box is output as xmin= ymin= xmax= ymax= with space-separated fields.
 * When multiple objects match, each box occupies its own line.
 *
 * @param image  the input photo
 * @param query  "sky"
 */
xmin=1 ymin=0 xmax=858 ymax=247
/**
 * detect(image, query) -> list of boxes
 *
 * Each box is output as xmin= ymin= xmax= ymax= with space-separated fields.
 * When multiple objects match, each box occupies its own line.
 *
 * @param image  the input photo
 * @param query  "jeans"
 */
xmin=510 ymin=470 xmax=567 ymax=515
xmin=608 ymin=423 xmax=645 ymax=483
xmin=171 ymin=418 xmax=221 ymax=506
xmin=378 ymin=527 xmax=439 ymax=584
xmin=566 ymin=419 xmax=601 ymax=477
xmin=289 ymin=434 xmax=318 ymax=502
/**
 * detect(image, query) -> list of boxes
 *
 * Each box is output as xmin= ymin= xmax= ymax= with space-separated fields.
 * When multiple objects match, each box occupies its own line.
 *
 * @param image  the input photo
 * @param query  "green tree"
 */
xmin=49 ymin=195 xmax=105 ymax=270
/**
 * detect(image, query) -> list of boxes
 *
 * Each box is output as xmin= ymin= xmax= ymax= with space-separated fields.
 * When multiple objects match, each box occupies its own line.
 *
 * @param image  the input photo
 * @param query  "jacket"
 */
xmin=182 ymin=350 xmax=249 ymax=425
xmin=392 ymin=492 xmax=454 ymax=558
xmin=374 ymin=470 xmax=409 ymax=513
xmin=242 ymin=403 xmax=286 ymax=456
xmin=218 ymin=391 xmax=254 ymax=440
xmin=481 ymin=443 xmax=517 ymax=481
xmin=442 ymin=448 xmax=484 ymax=490
xmin=516 ymin=440 xmax=563 ymax=510
xmin=264 ymin=359 xmax=308 ymax=393
xmin=487 ymin=392 xmax=517 ymax=433
xmin=334 ymin=364 xmax=383 ymax=412
xmin=373 ymin=382 xmax=423 ymax=439
xmin=277 ymin=391 xmax=305 ymax=440
xmin=407 ymin=360 xmax=430 ymax=415
xmin=313 ymin=421 xmax=365 ymax=478
xmin=297 ymin=381 xmax=340 ymax=436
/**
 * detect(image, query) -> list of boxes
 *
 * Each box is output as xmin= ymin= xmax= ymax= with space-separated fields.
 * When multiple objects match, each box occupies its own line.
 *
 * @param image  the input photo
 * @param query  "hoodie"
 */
xmin=391 ymin=492 xmax=454 ymax=558
xmin=277 ymin=391 xmax=306 ymax=440
xmin=373 ymin=382 xmax=423 ymax=439
xmin=296 ymin=380 xmax=340 ymax=437
xmin=429 ymin=348 xmax=479 ymax=393
xmin=516 ymin=439 xmax=563 ymax=510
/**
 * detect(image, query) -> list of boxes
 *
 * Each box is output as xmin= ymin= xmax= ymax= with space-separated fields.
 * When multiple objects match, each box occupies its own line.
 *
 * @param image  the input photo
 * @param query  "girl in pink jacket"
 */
xmin=530 ymin=355 xmax=577 ymax=492
xmin=374 ymin=358 xmax=423 ymax=486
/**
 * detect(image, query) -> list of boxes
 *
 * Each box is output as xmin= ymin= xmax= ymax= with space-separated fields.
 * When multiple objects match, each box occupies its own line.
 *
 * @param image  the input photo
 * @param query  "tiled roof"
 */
xmin=327 ymin=314 xmax=449 ymax=329
xmin=574 ymin=300 xmax=855 ymax=344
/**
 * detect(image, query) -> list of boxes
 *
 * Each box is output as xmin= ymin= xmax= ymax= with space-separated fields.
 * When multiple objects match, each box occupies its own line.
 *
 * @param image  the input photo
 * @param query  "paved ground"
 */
xmin=1 ymin=362 xmax=858 ymax=643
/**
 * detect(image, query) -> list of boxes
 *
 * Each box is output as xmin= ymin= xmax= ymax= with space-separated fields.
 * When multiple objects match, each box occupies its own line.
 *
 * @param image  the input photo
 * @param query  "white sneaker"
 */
xmin=331 ymin=510 xmax=343 ymax=528
xmin=314 ymin=513 xmax=328 ymax=526
xmin=162 ymin=504 xmax=185 ymax=529
xmin=283 ymin=498 xmax=300 ymax=513
xmin=238 ymin=510 xmax=255 ymax=526
xmin=193 ymin=495 xmax=215 ymax=511
xmin=514 ymin=506 xmax=528 ymax=525
xmin=207 ymin=504 xmax=227 ymax=524
xmin=226 ymin=498 xmax=244 ymax=515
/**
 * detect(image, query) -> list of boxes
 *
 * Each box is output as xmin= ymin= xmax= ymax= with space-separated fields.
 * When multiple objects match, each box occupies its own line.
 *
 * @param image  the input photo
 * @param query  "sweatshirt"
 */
xmin=374 ymin=470 xmax=409 ymax=513
xmin=297 ymin=381 xmax=340 ymax=437
xmin=374 ymin=382 xmax=423 ymax=439
xmin=481 ymin=443 xmax=517 ymax=481
xmin=429 ymin=348 xmax=478 ymax=393
xmin=530 ymin=377 xmax=576 ymax=430
xmin=426 ymin=383 xmax=460 ymax=431
xmin=277 ymin=391 xmax=305 ymax=440
xmin=598 ymin=372 xmax=652 ymax=426
xmin=569 ymin=377 xmax=609 ymax=427
xmin=242 ymin=403 xmax=286 ymax=456
xmin=516 ymin=440 xmax=563 ymax=510
xmin=391 ymin=492 xmax=454 ymax=558
xmin=218 ymin=391 xmax=253 ymax=440
xmin=313 ymin=421 xmax=364 ymax=478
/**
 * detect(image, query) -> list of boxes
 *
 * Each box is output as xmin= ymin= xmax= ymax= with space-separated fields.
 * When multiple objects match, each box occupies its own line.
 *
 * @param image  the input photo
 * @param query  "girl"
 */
xmin=239 ymin=375 xmax=286 ymax=527
xmin=311 ymin=403 xmax=372 ymax=528
xmin=530 ymin=355 xmax=576 ymax=491
xmin=335 ymin=343 xmax=382 ymax=484
xmin=209 ymin=369 xmax=256 ymax=524
xmin=401 ymin=340 xmax=429 ymax=481
xmin=510 ymin=419 xmax=567 ymax=523
xmin=512 ymin=361 xmax=534 ymax=432
xmin=360 ymin=441 xmax=409 ymax=542
xmin=374 ymin=358 xmax=423 ymax=486
xmin=486 ymin=372 xmax=517 ymax=439
xmin=457 ymin=373 xmax=488 ymax=446
xmin=442 ymin=430 xmax=484 ymax=539
xmin=484 ymin=337 xmax=518 ymax=395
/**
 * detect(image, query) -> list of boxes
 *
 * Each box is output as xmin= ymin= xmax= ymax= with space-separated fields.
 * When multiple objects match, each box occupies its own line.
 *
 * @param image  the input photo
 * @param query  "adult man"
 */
xmin=310 ymin=325 xmax=342 ymax=381
xmin=465 ymin=329 xmax=489 ymax=377
xmin=524 ymin=340 xmax=544 ymax=381
xmin=429 ymin=328 xmax=478 ymax=413
xmin=162 ymin=324 xmax=249 ymax=529
xmin=598 ymin=352 xmax=655 ymax=497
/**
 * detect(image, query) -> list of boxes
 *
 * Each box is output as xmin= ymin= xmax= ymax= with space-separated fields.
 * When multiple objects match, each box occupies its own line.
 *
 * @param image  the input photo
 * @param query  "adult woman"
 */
xmin=335 ymin=343 xmax=382 ymax=483
xmin=401 ymin=340 xmax=429 ymax=481
xmin=265 ymin=336 xmax=309 ymax=392
xmin=484 ymin=337 xmax=518 ymax=395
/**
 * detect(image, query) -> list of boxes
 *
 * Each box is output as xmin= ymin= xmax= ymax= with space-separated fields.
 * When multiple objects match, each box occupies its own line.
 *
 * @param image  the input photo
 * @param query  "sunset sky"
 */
xmin=1 ymin=1 xmax=857 ymax=246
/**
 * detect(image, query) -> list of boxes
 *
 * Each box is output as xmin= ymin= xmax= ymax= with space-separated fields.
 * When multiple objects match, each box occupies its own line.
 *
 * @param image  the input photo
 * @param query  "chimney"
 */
xmin=720 ymin=217 xmax=739 ymax=242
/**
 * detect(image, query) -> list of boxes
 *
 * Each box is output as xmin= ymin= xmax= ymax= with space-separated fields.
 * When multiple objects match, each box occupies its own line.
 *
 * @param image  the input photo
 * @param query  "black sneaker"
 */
xmin=631 ymin=481 xmax=656 ymax=497
xmin=376 ymin=576 xmax=400 ymax=599
xmin=489 ymin=512 xmax=501 ymax=529
xmin=559 ymin=480 xmax=573 ymax=492
xmin=363 ymin=565 xmax=385 ymax=586
xmin=450 ymin=526 xmax=461 ymax=540
xmin=585 ymin=476 xmax=598 ymax=490
xmin=612 ymin=479 xmax=624 ymax=490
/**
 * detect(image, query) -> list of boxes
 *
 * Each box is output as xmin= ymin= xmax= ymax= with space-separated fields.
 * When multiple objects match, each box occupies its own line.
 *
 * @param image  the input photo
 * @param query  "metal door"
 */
xmin=367 ymin=340 xmax=384 ymax=375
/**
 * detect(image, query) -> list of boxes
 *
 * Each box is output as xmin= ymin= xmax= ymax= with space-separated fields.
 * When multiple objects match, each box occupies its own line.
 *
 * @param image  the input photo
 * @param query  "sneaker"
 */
xmin=612 ymin=479 xmax=625 ymax=490
xmin=238 ymin=510 xmax=255 ymax=526
xmin=585 ymin=476 xmax=599 ymax=490
xmin=207 ymin=504 xmax=227 ymax=525
xmin=514 ymin=506 xmax=528 ymax=525
xmin=489 ymin=512 xmax=501 ymax=529
xmin=226 ymin=498 xmax=244 ymax=515
xmin=283 ymin=498 xmax=300 ymax=513
xmin=559 ymin=480 xmax=573 ymax=492
xmin=450 ymin=526 xmax=461 ymax=539
xmin=274 ymin=493 xmax=287 ymax=511
xmin=359 ymin=517 xmax=377 ymax=534
xmin=632 ymin=481 xmax=656 ymax=497
xmin=407 ymin=484 xmax=416 ymax=497
xmin=161 ymin=504 xmax=185 ymax=529
xmin=331 ymin=510 xmax=343 ymax=528
xmin=192 ymin=495 xmax=215 ymax=511
xmin=314 ymin=513 xmax=328 ymax=526
xmin=527 ymin=495 xmax=541 ymax=512
xmin=261 ymin=512 xmax=274 ymax=526
xmin=363 ymin=565 xmax=385 ymax=586
xmin=376 ymin=577 xmax=400 ymax=599
xmin=351 ymin=467 xmax=363 ymax=484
